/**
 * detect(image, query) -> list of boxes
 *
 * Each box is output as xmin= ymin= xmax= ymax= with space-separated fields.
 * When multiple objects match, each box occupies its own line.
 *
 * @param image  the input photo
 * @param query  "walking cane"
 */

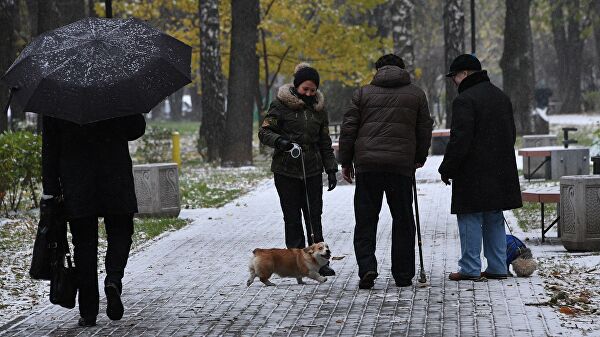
xmin=289 ymin=143 xmax=316 ymax=244
xmin=412 ymin=175 xmax=427 ymax=284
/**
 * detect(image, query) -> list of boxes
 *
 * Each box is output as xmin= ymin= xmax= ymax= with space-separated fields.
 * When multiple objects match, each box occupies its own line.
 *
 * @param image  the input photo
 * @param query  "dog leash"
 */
xmin=288 ymin=143 xmax=316 ymax=244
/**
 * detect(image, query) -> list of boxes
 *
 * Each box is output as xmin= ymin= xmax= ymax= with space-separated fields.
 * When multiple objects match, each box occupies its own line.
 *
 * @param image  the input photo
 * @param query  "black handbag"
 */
xmin=49 ymin=243 xmax=78 ymax=309
xmin=29 ymin=219 xmax=52 ymax=280
xmin=30 ymin=197 xmax=63 ymax=280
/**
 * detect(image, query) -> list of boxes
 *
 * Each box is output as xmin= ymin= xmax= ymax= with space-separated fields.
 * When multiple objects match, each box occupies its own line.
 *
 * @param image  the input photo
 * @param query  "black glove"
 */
xmin=327 ymin=172 xmax=337 ymax=191
xmin=441 ymin=174 xmax=451 ymax=186
xmin=275 ymin=137 xmax=294 ymax=151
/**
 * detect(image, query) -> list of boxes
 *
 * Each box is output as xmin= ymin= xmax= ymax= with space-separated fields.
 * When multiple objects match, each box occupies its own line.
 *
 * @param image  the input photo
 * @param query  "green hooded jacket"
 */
xmin=258 ymin=83 xmax=338 ymax=179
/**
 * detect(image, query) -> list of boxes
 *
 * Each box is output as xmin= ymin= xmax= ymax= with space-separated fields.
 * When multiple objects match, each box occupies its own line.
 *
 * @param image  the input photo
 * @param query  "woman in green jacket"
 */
xmin=258 ymin=63 xmax=338 ymax=276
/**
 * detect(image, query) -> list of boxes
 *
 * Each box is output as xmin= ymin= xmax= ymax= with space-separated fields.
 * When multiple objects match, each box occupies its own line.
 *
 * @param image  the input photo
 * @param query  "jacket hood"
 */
xmin=276 ymin=83 xmax=325 ymax=112
xmin=371 ymin=66 xmax=411 ymax=88
xmin=458 ymin=70 xmax=490 ymax=93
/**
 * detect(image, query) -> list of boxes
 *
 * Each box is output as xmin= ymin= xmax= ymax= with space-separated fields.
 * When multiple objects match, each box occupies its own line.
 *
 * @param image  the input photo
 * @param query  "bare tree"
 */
xmin=593 ymin=1 xmax=600 ymax=82
xmin=390 ymin=0 xmax=415 ymax=72
xmin=199 ymin=0 xmax=226 ymax=162
xmin=443 ymin=0 xmax=465 ymax=128
xmin=221 ymin=0 xmax=259 ymax=167
xmin=550 ymin=0 xmax=591 ymax=114
xmin=501 ymin=0 xmax=539 ymax=135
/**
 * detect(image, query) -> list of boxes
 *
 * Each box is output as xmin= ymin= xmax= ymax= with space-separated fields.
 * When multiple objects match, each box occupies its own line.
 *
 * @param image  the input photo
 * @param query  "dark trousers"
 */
xmin=69 ymin=214 xmax=134 ymax=318
xmin=354 ymin=172 xmax=416 ymax=281
xmin=274 ymin=173 xmax=324 ymax=248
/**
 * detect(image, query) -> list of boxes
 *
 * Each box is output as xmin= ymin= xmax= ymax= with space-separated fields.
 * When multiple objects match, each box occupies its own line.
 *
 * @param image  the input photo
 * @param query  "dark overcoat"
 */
xmin=42 ymin=114 xmax=146 ymax=219
xmin=438 ymin=71 xmax=522 ymax=214
xmin=258 ymin=83 xmax=338 ymax=179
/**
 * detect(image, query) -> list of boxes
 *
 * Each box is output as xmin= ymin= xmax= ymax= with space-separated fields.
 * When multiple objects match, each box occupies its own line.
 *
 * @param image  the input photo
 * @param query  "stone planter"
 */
xmin=133 ymin=163 xmax=181 ymax=218
xmin=560 ymin=175 xmax=600 ymax=251
xmin=522 ymin=135 xmax=556 ymax=179
xmin=430 ymin=129 xmax=450 ymax=155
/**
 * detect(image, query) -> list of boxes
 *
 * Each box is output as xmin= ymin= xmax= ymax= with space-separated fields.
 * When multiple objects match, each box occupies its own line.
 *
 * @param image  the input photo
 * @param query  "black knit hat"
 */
xmin=293 ymin=63 xmax=320 ymax=88
xmin=375 ymin=54 xmax=405 ymax=70
xmin=445 ymin=54 xmax=482 ymax=77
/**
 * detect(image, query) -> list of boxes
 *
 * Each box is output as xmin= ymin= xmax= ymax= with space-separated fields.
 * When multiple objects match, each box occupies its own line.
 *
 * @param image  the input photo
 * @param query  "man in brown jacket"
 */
xmin=339 ymin=54 xmax=433 ymax=289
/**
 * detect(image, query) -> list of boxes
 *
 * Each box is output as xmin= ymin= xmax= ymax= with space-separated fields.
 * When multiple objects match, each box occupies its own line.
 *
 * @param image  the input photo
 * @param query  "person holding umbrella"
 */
xmin=2 ymin=17 xmax=192 ymax=326
xmin=258 ymin=63 xmax=338 ymax=277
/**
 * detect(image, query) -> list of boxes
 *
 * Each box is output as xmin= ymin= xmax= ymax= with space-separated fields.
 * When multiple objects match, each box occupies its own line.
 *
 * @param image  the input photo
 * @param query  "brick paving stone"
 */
xmin=0 ymin=156 xmax=565 ymax=336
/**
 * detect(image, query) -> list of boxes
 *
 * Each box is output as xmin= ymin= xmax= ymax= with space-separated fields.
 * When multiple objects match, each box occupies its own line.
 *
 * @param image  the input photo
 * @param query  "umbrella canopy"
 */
xmin=2 ymin=17 xmax=191 ymax=124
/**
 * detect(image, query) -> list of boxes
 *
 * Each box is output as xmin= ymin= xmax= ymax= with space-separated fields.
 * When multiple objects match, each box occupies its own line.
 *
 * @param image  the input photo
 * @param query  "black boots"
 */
xmin=78 ymin=316 xmax=96 ymax=327
xmin=319 ymin=264 xmax=336 ymax=276
xmin=105 ymin=282 xmax=124 ymax=321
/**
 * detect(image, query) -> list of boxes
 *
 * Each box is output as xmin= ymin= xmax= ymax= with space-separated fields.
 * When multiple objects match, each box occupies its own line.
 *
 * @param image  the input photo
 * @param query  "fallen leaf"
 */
xmin=336 ymin=320 xmax=344 ymax=324
xmin=560 ymin=306 xmax=576 ymax=315
xmin=331 ymin=256 xmax=345 ymax=260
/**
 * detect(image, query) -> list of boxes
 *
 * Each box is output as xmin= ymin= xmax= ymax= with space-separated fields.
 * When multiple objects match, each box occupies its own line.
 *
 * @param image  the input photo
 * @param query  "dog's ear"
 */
xmin=303 ymin=246 xmax=314 ymax=254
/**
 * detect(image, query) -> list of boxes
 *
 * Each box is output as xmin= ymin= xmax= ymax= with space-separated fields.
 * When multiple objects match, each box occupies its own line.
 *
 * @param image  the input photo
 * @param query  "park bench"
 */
xmin=521 ymin=186 xmax=560 ymax=242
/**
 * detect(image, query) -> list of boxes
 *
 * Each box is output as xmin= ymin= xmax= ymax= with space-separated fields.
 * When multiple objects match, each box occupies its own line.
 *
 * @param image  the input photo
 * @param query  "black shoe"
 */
xmin=78 ymin=316 xmax=96 ymax=327
xmin=359 ymin=271 xmax=378 ymax=289
xmin=395 ymin=279 xmax=412 ymax=287
xmin=105 ymin=283 xmax=124 ymax=321
xmin=319 ymin=265 xmax=336 ymax=276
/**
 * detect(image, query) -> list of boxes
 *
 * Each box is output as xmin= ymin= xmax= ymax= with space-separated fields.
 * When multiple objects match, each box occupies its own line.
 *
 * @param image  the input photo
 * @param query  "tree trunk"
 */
xmin=390 ymin=0 xmax=415 ymax=72
xmin=593 ymin=1 xmax=600 ymax=83
xmin=169 ymin=88 xmax=183 ymax=121
xmin=56 ymin=0 xmax=86 ymax=25
xmin=200 ymin=0 xmax=226 ymax=162
xmin=190 ymin=83 xmax=202 ymax=121
xmin=550 ymin=0 xmax=587 ymax=114
xmin=0 ymin=0 xmax=19 ymax=133
xmin=500 ymin=0 xmax=538 ymax=135
xmin=221 ymin=0 xmax=259 ymax=167
xmin=443 ymin=0 xmax=465 ymax=128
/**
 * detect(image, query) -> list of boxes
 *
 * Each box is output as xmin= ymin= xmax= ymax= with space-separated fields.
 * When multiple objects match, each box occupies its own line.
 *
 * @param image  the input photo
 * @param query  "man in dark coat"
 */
xmin=259 ymin=63 xmax=338 ymax=277
xmin=42 ymin=114 xmax=146 ymax=326
xmin=439 ymin=54 xmax=522 ymax=281
xmin=338 ymin=54 xmax=433 ymax=289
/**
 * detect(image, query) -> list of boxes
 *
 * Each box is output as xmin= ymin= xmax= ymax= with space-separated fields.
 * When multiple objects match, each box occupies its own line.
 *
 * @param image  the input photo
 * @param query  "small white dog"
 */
xmin=247 ymin=242 xmax=332 ymax=286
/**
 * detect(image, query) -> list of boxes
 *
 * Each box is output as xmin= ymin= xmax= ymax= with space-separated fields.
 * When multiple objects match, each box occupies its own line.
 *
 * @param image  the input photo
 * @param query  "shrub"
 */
xmin=135 ymin=126 xmax=172 ymax=163
xmin=583 ymin=91 xmax=600 ymax=112
xmin=0 ymin=131 xmax=42 ymax=214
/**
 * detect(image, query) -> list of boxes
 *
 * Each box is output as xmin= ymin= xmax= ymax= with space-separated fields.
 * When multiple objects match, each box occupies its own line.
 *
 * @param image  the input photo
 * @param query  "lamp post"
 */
xmin=105 ymin=0 xmax=112 ymax=18
xmin=470 ymin=0 xmax=476 ymax=54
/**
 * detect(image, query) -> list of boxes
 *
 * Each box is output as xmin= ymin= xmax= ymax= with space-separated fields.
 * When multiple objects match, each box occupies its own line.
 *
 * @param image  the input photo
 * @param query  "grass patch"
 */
xmin=147 ymin=120 xmax=200 ymax=136
xmin=98 ymin=217 xmax=191 ymax=250
xmin=179 ymin=160 xmax=271 ymax=208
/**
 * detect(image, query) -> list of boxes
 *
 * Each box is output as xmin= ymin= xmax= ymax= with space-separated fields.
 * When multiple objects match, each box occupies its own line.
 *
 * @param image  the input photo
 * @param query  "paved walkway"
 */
xmin=0 ymin=157 xmax=562 ymax=336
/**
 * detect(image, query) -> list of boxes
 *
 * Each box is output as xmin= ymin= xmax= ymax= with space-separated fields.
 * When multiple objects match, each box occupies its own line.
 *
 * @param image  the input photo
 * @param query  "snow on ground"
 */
xmin=548 ymin=114 xmax=600 ymax=126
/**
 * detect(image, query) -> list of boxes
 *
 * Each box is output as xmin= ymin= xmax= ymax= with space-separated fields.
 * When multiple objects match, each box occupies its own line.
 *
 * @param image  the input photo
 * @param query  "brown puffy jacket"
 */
xmin=338 ymin=66 xmax=433 ymax=177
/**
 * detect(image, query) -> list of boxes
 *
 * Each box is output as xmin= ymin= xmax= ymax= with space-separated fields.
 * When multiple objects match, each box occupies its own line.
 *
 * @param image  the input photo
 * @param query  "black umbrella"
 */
xmin=2 ymin=17 xmax=191 ymax=124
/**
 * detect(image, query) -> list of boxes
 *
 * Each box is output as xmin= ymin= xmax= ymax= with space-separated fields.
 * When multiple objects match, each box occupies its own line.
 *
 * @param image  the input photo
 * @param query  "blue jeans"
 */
xmin=456 ymin=211 xmax=507 ymax=276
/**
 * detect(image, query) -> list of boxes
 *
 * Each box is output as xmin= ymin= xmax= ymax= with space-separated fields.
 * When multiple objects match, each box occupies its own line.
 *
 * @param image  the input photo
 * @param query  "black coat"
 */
xmin=42 ymin=115 xmax=146 ymax=219
xmin=438 ymin=71 xmax=522 ymax=214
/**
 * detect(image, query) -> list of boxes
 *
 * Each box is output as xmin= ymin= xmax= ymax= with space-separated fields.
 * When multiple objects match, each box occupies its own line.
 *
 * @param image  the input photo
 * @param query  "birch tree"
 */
xmin=443 ymin=0 xmax=465 ymax=128
xmin=501 ymin=0 xmax=538 ymax=135
xmin=199 ymin=0 xmax=225 ymax=162
xmin=390 ymin=0 xmax=415 ymax=72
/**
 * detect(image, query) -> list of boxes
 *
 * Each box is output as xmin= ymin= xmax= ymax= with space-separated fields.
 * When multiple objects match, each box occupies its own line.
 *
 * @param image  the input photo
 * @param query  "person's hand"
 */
xmin=415 ymin=162 xmax=424 ymax=169
xmin=441 ymin=174 xmax=451 ymax=186
xmin=275 ymin=137 xmax=294 ymax=151
xmin=342 ymin=166 xmax=354 ymax=184
xmin=327 ymin=172 xmax=337 ymax=191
